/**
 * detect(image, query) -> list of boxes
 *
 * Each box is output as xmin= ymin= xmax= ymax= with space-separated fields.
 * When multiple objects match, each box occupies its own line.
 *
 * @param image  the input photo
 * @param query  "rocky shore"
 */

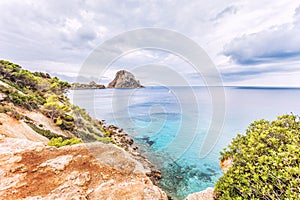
xmin=0 ymin=134 xmax=168 ymax=200
xmin=100 ymin=122 xmax=164 ymax=186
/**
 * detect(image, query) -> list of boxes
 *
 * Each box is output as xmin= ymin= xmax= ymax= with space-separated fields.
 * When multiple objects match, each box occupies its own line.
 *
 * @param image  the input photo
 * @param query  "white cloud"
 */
xmin=0 ymin=0 xmax=300 ymax=86
xmin=224 ymin=4 xmax=300 ymax=65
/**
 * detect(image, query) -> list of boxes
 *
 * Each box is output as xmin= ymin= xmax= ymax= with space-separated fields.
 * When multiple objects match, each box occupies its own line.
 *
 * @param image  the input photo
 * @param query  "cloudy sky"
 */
xmin=1 ymin=0 xmax=300 ymax=86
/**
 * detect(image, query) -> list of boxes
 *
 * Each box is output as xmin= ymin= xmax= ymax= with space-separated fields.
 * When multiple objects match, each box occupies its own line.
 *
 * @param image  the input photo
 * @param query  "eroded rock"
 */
xmin=185 ymin=187 xmax=214 ymax=200
xmin=0 ymin=135 xmax=168 ymax=200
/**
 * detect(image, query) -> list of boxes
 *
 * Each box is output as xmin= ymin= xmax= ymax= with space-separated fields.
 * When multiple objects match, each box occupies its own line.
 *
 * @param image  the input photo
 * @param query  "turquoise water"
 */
xmin=69 ymin=86 xmax=300 ymax=199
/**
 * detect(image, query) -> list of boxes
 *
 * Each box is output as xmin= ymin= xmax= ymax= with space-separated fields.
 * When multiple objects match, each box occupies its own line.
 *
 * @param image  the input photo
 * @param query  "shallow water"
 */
xmin=69 ymin=86 xmax=300 ymax=199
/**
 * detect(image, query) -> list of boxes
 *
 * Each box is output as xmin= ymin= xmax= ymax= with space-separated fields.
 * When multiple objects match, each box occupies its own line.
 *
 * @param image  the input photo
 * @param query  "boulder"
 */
xmin=185 ymin=187 xmax=214 ymax=200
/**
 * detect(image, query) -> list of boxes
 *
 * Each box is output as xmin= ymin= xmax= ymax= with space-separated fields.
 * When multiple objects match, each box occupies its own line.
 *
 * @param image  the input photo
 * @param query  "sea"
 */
xmin=68 ymin=86 xmax=300 ymax=199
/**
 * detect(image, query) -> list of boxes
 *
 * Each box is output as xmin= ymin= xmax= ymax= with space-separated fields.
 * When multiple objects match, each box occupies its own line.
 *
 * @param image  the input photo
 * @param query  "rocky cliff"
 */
xmin=0 ymin=60 xmax=167 ymax=200
xmin=107 ymin=70 xmax=143 ymax=88
xmin=0 ymin=134 xmax=168 ymax=200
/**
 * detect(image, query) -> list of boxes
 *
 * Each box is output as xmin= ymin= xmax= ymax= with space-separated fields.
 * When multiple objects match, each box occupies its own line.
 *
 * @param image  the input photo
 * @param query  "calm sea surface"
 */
xmin=68 ymin=86 xmax=300 ymax=199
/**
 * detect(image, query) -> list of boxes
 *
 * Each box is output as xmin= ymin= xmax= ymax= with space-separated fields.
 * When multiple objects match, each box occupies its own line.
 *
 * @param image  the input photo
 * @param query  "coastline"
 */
xmin=99 ymin=122 xmax=165 ymax=188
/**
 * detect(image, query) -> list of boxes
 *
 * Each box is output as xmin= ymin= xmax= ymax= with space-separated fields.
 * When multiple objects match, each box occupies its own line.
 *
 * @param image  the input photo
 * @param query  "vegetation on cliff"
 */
xmin=0 ymin=60 xmax=115 ymax=146
xmin=214 ymin=114 xmax=300 ymax=199
xmin=48 ymin=137 xmax=82 ymax=147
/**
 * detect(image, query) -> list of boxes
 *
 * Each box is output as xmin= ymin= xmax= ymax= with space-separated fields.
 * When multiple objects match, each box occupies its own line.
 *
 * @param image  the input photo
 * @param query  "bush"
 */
xmin=0 ymin=105 xmax=12 ymax=113
xmin=48 ymin=137 xmax=82 ymax=148
xmin=97 ymin=137 xmax=115 ymax=144
xmin=0 ymin=105 xmax=22 ymax=120
xmin=214 ymin=115 xmax=300 ymax=199
xmin=26 ymin=121 xmax=66 ymax=140
xmin=59 ymin=120 xmax=75 ymax=131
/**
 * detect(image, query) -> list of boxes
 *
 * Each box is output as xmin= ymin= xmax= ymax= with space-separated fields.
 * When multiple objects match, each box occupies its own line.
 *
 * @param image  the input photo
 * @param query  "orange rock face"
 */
xmin=220 ymin=157 xmax=233 ymax=173
xmin=0 ymin=135 xmax=168 ymax=200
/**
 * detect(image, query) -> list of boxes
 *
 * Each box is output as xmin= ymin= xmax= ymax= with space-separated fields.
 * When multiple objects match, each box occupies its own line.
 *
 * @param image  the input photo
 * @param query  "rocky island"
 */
xmin=108 ymin=70 xmax=144 ymax=88
xmin=70 ymin=81 xmax=105 ymax=90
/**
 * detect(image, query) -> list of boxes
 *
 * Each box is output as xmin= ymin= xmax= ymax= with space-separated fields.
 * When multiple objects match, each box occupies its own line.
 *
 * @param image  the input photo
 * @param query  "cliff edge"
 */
xmin=0 ymin=134 xmax=168 ymax=200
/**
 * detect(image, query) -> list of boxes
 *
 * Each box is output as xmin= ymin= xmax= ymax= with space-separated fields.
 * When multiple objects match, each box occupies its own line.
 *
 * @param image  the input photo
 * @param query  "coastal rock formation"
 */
xmin=185 ymin=187 xmax=214 ymax=200
xmin=70 ymin=81 xmax=105 ymax=89
xmin=108 ymin=70 xmax=143 ymax=88
xmin=0 ymin=135 xmax=168 ymax=200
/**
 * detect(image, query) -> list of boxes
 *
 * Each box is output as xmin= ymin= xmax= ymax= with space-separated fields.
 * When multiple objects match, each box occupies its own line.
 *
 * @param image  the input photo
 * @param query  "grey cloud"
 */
xmin=2 ymin=0 xmax=299 ymax=87
xmin=0 ymin=0 xmax=93 ymax=63
xmin=0 ymin=0 xmax=232 ymax=66
xmin=77 ymin=26 xmax=97 ymax=41
xmin=213 ymin=5 xmax=238 ymax=20
xmin=224 ymin=5 xmax=300 ymax=65
xmin=222 ymin=68 xmax=277 ymax=82
xmin=221 ymin=63 xmax=300 ymax=82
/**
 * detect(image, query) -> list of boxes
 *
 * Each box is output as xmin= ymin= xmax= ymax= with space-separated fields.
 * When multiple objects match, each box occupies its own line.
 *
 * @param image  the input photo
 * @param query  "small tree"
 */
xmin=43 ymin=95 xmax=62 ymax=119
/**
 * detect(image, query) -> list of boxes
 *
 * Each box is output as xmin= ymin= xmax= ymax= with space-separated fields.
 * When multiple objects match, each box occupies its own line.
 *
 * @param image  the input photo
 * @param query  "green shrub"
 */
xmin=214 ymin=115 xmax=300 ymax=199
xmin=103 ymin=131 xmax=111 ymax=137
xmin=0 ymin=105 xmax=22 ymax=120
xmin=54 ymin=116 xmax=63 ymax=125
xmin=26 ymin=121 xmax=66 ymax=139
xmin=64 ymin=114 xmax=74 ymax=122
xmin=76 ymin=130 xmax=97 ymax=141
xmin=2 ymin=87 xmax=39 ymax=110
xmin=59 ymin=120 xmax=75 ymax=131
xmin=97 ymin=137 xmax=115 ymax=144
xmin=48 ymin=137 xmax=82 ymax=148
xmin=0 ymin=105 xmax=12 ymax=113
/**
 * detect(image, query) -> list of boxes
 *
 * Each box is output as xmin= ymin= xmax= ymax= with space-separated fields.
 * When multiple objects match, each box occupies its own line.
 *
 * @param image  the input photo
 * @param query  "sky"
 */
xmin=1 ymin=0 xmax=300 ymax=86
